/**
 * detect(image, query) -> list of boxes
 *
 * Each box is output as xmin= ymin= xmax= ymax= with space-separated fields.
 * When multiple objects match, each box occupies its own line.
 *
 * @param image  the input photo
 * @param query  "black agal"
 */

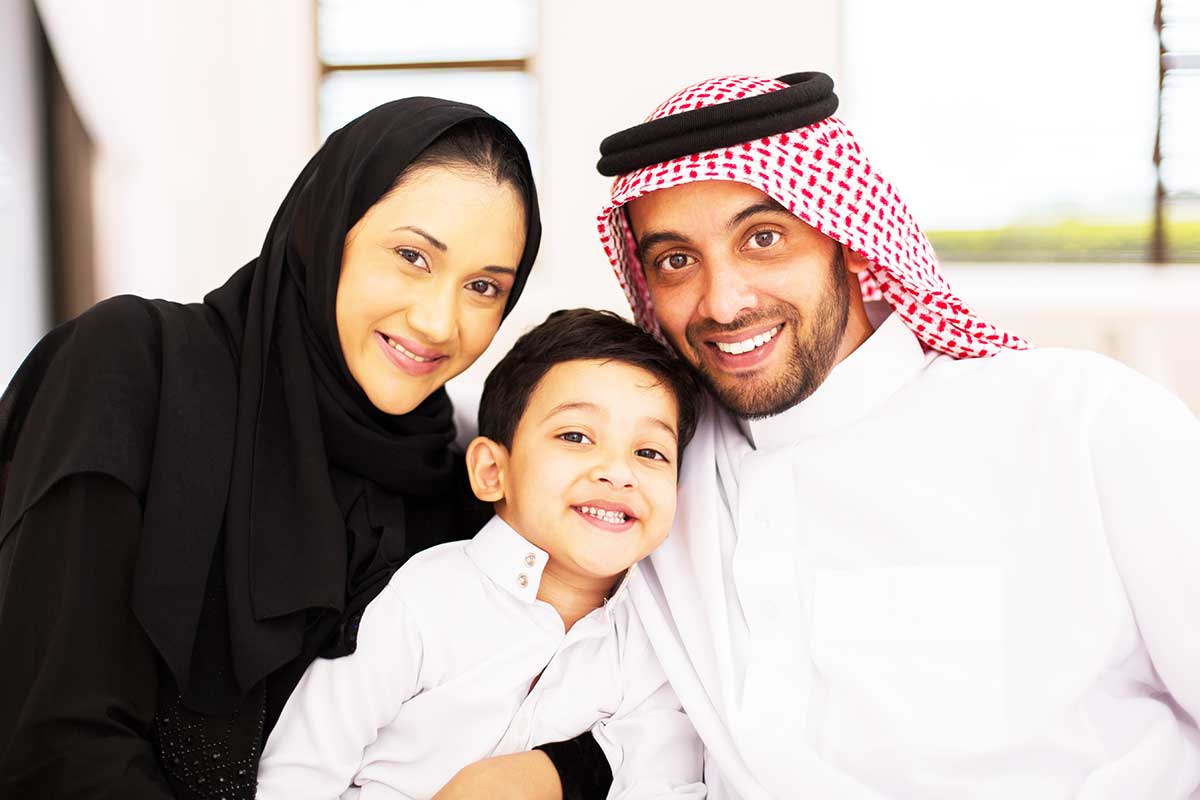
xmin=596 ymin=72 xmax=838 ymax=177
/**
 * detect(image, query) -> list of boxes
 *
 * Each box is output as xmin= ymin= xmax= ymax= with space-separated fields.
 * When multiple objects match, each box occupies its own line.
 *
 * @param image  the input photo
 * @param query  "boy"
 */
xmin=257 ymin=309 xmax=706 ymax=799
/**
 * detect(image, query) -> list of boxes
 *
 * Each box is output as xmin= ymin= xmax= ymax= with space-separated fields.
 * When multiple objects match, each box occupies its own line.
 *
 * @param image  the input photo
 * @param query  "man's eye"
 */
xmin=635 ymin=447 xmax=668 ymax=462
xmin=395 ymin=247 xmax=429 ymax=270
xmin=656 ymin=252 xmax=696 ymax=272
xmin=747 ymin=230 xmax=781 ymax=249
xmin=558 ymin=431 xmax=593 ymax=445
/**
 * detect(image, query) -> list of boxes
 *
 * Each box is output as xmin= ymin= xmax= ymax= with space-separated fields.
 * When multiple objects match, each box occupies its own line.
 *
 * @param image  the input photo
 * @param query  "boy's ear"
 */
xmin=466 ymin=436 xmax=509 ymax=503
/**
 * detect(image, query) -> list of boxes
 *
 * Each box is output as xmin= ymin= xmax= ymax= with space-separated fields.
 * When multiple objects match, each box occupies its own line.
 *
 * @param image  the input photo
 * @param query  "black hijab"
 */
xmin=0 ymin=98 xmax=540 ymax=713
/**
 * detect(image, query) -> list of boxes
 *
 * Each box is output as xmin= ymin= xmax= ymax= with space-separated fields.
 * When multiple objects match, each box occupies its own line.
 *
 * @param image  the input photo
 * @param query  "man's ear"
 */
xmin=842 ymin=243 xmax=871 ymax=275
xmin=466 ymin=436 xmax=509 ymax=503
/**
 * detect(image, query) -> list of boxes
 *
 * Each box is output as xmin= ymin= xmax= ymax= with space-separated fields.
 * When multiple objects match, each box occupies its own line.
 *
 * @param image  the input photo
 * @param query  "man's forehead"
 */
xmin=625 ymin=179 xmax=795 ymax=239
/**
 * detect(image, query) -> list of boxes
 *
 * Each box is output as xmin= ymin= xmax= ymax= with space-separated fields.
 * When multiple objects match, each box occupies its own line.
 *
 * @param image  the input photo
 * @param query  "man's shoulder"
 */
xmin=927 ymin=346 xmax=1139 ymax=401
xmin=928 ymin=346 xmax=1195 ymax=430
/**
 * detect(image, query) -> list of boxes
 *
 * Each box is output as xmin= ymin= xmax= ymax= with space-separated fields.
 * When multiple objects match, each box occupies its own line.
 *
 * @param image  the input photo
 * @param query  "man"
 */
xmin=594 ymin=72 xmax=1200 ymax=798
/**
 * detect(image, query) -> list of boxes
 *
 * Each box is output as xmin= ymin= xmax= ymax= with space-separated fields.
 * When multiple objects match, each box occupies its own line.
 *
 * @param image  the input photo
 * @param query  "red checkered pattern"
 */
xmin=597 ymin=75 xmax=1029 ymax=359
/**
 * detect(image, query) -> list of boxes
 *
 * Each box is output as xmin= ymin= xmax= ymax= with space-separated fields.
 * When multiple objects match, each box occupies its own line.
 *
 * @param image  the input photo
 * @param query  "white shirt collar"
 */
xmin=464 ymin=514 xmax=640 ymax=608
xmin=743 ymin=312 xmax=929 ymax=449
xmin=464 ymin=515 xmax=550 ymax=604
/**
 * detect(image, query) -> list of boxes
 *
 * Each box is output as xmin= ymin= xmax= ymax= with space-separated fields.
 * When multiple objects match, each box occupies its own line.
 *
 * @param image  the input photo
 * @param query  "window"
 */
xmin=317 ymin=0 xmax=539 ymax=166
xmin=842 ymin=0 xmax=1199 ymax=263
xmin=1154 ymin=0 xmax=1200 ymax=261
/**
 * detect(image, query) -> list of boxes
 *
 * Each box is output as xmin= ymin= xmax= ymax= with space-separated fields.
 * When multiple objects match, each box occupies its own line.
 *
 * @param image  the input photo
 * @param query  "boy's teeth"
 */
xmin=386 ymin=335 xmax=432 ymax=362
xmin=714 ymin=325 xmax=780 ymax=355
xmin=579 ymin=505 xmax=628 ymax=523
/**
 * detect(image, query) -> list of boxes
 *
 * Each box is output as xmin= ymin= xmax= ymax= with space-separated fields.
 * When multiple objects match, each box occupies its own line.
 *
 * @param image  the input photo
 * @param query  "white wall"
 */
xmin=0 ymin=0 xmax=49 ymax=384
xmin=448 ymin=0 xmax=844 ymax=419
xmin=35 ymin=0 xmax=319 ymax=306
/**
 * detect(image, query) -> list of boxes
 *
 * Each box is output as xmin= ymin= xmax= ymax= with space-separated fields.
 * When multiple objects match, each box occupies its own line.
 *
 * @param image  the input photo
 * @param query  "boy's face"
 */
xmin=497 ymin=359 xmax=680 ymax=584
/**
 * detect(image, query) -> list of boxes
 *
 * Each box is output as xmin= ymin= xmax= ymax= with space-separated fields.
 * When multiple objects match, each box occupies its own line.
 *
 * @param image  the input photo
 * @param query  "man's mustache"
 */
xmin=685 ymin=305 xmax=798 ymax=349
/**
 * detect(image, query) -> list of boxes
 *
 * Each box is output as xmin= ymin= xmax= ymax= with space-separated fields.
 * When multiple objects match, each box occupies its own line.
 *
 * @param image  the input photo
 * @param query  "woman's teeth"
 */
xmin=714 ymin=325 xmax=781 ymax=355
xmin=578 ymin=505 xmax=628 ymax=524
xmin=385 ymin=335 xmax=434 ymax=363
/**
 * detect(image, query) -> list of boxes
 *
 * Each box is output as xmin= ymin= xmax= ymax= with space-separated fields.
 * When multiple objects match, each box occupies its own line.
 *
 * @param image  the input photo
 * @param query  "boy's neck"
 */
xmin=536 ymin=560 xmax=621 ymax=631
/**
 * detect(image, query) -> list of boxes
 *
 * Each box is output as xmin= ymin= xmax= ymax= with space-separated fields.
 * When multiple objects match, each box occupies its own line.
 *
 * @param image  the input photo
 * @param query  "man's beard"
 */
xmin=682 ymin=247 xmax=851 ymax=420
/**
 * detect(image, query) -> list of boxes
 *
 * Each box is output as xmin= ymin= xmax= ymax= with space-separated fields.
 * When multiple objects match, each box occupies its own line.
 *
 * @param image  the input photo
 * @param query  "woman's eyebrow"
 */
xmin=392 ymin=225 xmax=447 ymax=252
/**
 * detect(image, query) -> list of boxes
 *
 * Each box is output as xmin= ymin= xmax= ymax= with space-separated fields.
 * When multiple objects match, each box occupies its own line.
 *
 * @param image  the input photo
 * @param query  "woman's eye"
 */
xmin=395 ymin=247 xmax=429 ymax=271
xmin=746 ymin=230 xmax=781 ymax=249
xmin=656 ymin=252 xmax=696 ymax=272
xmin=558 ymin=431 xmax=593 ymax=445
xmin=635 ymin=448 xmax=669 ymax=462
xmin=466 ymin=278 xmax=501 ymax=298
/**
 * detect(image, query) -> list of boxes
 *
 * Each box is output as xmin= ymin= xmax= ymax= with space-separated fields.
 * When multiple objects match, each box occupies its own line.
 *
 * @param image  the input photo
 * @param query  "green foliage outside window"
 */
xmin=929 ymin=220 xmax=1200 ymax=264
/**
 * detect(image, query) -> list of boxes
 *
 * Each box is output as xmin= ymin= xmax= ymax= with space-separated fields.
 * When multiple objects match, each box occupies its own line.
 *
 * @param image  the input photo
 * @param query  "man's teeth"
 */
xmin=714 ymin=325 xmax=781 ymax=355
xmin=578 ymin=505 xmax=628 ymax=524
xmin=386 ymin=335 xmax=433 ymax=363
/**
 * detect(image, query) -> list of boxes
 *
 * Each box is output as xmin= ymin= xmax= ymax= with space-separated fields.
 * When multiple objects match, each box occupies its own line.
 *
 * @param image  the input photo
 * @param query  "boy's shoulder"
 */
xmin=374 ymin=540 xmax=480 ymax=615
xmin=392 ymin=537 xmax=475 ymax=582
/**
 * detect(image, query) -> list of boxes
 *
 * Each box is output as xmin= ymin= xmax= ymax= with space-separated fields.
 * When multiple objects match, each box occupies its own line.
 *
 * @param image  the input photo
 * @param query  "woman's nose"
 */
xmin=405 ymin=280 xmax=456 ymax=344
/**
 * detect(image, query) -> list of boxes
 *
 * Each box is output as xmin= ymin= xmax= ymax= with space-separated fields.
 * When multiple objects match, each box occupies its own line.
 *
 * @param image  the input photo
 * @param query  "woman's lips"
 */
xmin=375 ymin=331 xmax=446 ymax=376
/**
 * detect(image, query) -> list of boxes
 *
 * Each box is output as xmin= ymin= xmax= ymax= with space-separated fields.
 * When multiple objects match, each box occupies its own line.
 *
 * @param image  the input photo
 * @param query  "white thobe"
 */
xmin=258 ymin=515 xmax=704 ymax=800
xmin=633 ymin=312 xmax=1200 ymax=798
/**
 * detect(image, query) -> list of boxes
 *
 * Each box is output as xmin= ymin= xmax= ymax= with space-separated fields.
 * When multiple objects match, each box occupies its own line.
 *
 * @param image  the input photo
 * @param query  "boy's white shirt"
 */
xmin=634 ymin=312 xmax=1200 ymax=799
xmin=256 ymin=514 xmax=704 ymax=800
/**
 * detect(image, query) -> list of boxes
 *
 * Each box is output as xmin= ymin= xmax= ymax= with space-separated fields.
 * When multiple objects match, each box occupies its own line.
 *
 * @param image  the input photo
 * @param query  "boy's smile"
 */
xmin=490 ymin=358 xmax=680 ymax=591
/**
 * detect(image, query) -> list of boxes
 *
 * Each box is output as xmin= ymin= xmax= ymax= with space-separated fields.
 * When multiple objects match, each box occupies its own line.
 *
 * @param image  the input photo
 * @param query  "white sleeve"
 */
xmin=1090 ymin=368 xmax=1200 ymax=720
xmin=256 ymin=580 xmax=425 ymax=800
xmin=592 ymin=607 xmax=706 ymax=800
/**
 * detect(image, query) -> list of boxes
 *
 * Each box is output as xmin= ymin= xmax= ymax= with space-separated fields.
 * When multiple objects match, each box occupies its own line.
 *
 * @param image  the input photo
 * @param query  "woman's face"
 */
xmin=336 ymin=165 xmax=527 ymax=415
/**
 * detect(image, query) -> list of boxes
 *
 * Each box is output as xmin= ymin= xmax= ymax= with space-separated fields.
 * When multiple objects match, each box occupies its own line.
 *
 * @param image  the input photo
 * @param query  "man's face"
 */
xmin=625 ymin=179 xmax=856 ymax=419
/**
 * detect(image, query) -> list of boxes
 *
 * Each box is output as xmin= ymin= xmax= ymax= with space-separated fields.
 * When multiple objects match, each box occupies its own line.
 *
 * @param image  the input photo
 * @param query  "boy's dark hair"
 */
xmin=478 ymin=309 xmax=702 ymax=460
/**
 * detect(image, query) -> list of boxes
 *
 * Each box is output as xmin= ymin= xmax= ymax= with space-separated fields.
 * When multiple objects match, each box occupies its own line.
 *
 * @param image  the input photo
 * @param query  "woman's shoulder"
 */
xmin=8 ymin=294 xmax=228 ymax=396
xmin=1 ymin=294 xmax=237 ymax=527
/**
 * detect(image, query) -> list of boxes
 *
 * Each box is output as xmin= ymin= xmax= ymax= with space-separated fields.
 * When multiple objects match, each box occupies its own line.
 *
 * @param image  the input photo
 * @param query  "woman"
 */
xmin=0 ymin=99 xmax=610 ymax=799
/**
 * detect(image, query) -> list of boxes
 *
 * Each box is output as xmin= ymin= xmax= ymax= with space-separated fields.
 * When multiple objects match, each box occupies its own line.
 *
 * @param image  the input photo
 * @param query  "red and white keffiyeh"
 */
xmin=597 ymin=74 xmax=1029 ymax=359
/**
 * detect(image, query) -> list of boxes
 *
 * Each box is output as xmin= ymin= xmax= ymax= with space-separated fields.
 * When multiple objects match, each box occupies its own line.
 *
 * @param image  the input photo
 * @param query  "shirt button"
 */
xmin=517 ymin=573 xmax=529 ymax=588
xmin=525 ymin=553 xmax=537 ymax=567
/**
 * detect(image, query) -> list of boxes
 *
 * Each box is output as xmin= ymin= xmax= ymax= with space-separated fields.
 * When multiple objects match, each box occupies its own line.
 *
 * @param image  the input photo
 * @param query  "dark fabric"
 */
xmin=536 ymin=734 xmax=615 ymax=800
xmin=596 ymin=71 xmax=838 ymax=176
xmin=0 ymin=98 xmax=541 ymax=716
xmin=0 ymin=474 xmax=174 ymax=800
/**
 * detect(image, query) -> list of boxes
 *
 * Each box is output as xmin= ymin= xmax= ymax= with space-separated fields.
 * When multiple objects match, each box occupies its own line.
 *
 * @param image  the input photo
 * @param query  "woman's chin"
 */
xmin=365 ymin=384 xmax=433 ymax=416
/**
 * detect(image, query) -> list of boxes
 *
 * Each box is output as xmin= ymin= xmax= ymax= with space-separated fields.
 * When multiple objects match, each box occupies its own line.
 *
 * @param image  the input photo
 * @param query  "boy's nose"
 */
xmin=590 ymin=458 xmax=637 ymax=490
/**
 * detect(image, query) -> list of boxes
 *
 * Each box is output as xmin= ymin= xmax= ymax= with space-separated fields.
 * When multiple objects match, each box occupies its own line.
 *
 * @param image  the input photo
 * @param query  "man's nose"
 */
xmin=697 ymin=258 xmax=756 ymax=325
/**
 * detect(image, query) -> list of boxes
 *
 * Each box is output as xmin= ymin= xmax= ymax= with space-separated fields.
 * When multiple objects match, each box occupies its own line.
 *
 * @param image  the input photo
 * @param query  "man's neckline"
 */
xmin=738 ymin=312 xmax=931 ymax=448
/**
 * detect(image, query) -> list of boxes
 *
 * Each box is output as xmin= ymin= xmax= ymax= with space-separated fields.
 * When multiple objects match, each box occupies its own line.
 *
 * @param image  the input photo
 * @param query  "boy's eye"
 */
xmin=635 ymin=448 xmax=669 ymax=462
xmin=558 ymin=431 xmax=593 ymax=445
